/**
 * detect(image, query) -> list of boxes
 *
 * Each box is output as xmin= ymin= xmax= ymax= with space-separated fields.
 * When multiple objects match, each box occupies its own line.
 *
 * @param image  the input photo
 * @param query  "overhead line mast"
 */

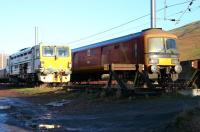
xmin=35 ymin=26 xmax=39 ymax=46
xmin=151 ymin=0 xmax=156 ymax=28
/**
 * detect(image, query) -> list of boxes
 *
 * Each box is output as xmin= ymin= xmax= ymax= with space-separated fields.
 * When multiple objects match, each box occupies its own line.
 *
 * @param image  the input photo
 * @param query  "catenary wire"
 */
xmin=68 ymin=0 xmax=196 ymax=45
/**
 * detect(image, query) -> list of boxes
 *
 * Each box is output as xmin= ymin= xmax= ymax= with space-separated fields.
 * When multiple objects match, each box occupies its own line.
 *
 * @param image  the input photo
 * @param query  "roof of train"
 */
xmin=10 ymin=47 xmax=32 ymax=57
xmin=72 ymin=28 xmax=174 ymax=53
xmin=9 ymin=43 xmax=70 ymax=57
xmin=72 ymin=32 xmax=142 ymax=52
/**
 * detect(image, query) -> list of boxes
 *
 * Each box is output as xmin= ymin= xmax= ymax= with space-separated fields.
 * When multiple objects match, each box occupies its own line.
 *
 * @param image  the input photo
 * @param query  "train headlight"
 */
xmin=175 ymin=64 xmax=182 ymax=73
xmin=39 ymin=67 xmax=45 ymax=72
xmin=47 ymin=68 xmax=54 ymax=74
xmin=149 ymin=58 xmax=159 ymax=64
xmin=40 ymin=61 xmax=44 ymax=67
xmin=171 ymin=59 xmax=179 ymax=64
xmin=65 ymin=70 xmax=72 ymax=75
xmin=151 ymin=65 xmax=159 ymax=73
xmin=43 ymin=69 xmax=48 ymax=75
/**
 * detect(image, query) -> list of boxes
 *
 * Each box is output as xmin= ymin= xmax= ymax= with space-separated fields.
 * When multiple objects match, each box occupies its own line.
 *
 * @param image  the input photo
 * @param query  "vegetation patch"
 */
xmin=13 ymin=87 xmax=63 ymax=96
xmin=165 ymin=107 xmax=200 ymax=132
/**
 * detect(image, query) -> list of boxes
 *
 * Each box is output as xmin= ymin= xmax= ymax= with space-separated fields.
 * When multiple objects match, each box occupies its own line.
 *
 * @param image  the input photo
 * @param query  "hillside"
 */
xmin=170 ymin=20 xmax=200 ymax=61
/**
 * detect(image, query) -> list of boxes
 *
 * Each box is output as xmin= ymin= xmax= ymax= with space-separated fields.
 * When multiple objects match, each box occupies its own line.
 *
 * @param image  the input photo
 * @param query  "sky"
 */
xmin=0 ymin=0 xmax=200 ymax=54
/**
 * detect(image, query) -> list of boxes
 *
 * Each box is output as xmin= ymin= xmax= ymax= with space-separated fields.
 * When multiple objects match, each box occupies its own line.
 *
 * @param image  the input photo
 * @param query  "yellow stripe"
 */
xmin=158 ymin=58 xmax=172 ymax=65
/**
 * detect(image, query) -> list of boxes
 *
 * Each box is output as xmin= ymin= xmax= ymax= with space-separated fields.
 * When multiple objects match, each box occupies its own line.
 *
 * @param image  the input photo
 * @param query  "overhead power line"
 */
xmin=163 ymin=0 xmax=199 ymax=22
xmin=77 ymin=22 xmax=150 ymax=46
xmin=157 ymin=4 xmax=200 ymax=22
xmin=68 ymin=14 xmax=149 ymax=44
xmin=68 ymin=0 xmax=196 ymax=45
xmin=176 ymin=0 xmax=195 ymax=24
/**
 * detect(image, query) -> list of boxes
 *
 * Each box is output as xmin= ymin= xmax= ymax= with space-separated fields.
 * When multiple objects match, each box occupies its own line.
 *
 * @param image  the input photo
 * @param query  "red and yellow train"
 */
xmin=71 ymin=28 xmax=182 ymax=88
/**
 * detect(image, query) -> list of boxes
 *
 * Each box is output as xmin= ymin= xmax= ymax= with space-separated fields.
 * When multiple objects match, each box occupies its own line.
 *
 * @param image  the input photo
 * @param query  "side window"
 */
xmin=36 ymin=49 xmax=40 ymax=59
xmin=134 ymin=43 xmax=137 ymax=58
xmin=87 ymin=49 xmax=91 ymax=56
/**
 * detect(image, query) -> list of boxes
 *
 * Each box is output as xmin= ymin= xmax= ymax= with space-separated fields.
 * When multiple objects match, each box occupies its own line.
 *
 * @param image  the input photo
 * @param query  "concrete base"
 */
xmin=178 ymin=89 xmax=200 ymax=96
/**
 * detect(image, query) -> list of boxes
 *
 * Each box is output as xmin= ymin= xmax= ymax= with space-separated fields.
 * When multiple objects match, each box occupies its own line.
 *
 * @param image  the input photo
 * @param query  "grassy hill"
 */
xmin=170 ymin=20 xmax=200 ymax=61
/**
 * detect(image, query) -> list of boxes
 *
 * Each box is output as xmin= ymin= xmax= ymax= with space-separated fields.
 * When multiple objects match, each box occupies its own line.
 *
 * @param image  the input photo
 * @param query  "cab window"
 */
xmin=148 ymin=38 xmax=164 ymax=53
xmin=43 ymin=46 xmax=54 ymax=57
xmin=166 ymin=38 xmax=176 ymax=49
xmin=57 ymin=47 xmax=69 ymax=57
xmin=165 ymin=38 xmax=178 ymax=54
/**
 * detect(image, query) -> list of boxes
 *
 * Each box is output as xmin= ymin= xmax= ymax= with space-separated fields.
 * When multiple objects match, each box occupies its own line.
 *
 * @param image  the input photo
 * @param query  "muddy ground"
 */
xmin=0 ymin=86 xmax=200 ymax=132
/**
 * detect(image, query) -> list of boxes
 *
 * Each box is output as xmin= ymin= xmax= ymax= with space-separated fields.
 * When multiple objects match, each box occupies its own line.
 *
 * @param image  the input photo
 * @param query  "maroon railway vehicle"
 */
xmin=71 ymin=28 xmax=182 ymax=88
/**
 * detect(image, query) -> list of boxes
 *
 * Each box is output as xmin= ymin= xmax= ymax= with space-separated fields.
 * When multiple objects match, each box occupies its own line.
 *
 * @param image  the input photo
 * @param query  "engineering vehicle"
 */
xmin=71 ymin=28 xmax=182 ymax=88
xmin=6 ymin=43 xmax=71 ymax=84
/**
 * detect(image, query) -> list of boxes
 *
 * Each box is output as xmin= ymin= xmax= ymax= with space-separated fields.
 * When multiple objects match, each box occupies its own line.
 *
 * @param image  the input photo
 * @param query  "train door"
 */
xmin=137 ymin=38 xmax=145 ymax=64
xmin=19 ymin=63 xmax=28 ymax=78
xmin=132 ymin=38 xmax=143 ymax=64
xmin=23 ymin=63 xmax=28 ymax=75
xmin=133 ymin=40 xmax=138 ymax=64
xmin=33 ymin=45 xmax=40 ymax=72
xmin=101 ymin=46 xmax=111 ymax=65
xmin=73 ymin=53 xmax=78 ymax=70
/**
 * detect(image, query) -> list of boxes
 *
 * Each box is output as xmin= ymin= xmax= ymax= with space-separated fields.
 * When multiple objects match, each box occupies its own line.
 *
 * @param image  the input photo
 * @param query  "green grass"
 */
xmin=14 ymin=87 xmax=63 ymax=96
xmin=165 ymin=107 xmax=200 ymax=132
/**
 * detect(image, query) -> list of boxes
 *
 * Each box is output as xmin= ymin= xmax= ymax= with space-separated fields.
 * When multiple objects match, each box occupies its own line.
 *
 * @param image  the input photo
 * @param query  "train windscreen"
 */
xmin=148 ymin=38 xmax=165 ymax=53
xmin=148 ymin=38 xmax=177 ymax=54
xmin=57 ymin=47 xmax=69 ymax=57
xmin=43 ymin=46 xmax=55 ymax=57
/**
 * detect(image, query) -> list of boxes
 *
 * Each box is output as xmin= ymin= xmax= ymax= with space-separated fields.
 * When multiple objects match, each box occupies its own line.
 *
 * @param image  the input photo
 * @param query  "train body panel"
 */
xmin=72 ymin=33 xmax=144 ymax=74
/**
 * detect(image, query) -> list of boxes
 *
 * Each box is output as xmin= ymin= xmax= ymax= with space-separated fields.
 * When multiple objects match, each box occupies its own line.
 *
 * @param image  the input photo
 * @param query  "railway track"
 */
xmin=0 ymin=75 xmax=195 ymax=97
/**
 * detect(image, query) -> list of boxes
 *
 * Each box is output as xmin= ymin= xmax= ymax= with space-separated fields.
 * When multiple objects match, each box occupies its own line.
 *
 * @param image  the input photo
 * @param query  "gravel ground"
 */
xmin=0 ymin=88 xmax=200 ymax=132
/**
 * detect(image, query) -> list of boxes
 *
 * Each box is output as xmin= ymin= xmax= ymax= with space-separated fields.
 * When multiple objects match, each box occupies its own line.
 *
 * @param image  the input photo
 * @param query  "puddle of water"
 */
xmin=38 ymin=124 xmax=61 ymax=129
xmin=0 ymin=98 xmax=9 ymax=125
xmin=40 ymin=113 xmax=53 ymax=120
xmin=46 ymin=99 xmax=72 ymax=107
xmin=0 ymin=97 xmax=28 ymax=107
xmin=0 ymin=106 xmax=11 ymax=110
xmin=0 ymin=97 xmax=31 ymax=131
xmin=65 ymin=127 xmax=82 ymax=131
xmin=0 ymin=123 xmax=30 ymax=132
xmin=60 ymin=115 xmax=99 ymax=120
xmin=0 ymin=113 xmax=7 ymax=123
